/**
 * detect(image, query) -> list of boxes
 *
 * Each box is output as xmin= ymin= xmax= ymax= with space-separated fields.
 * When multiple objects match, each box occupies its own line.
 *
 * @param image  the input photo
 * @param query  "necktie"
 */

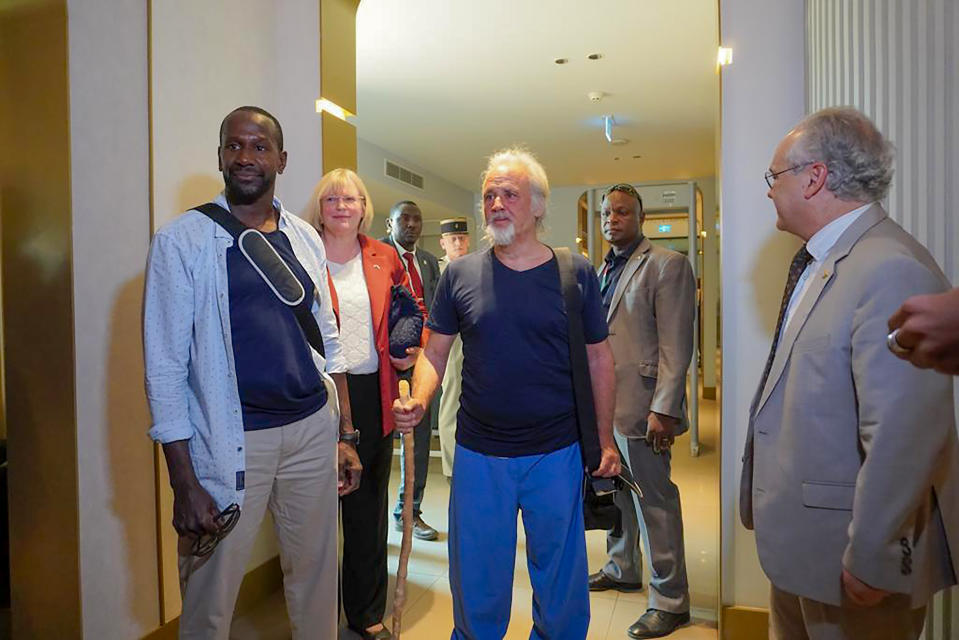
xmin=758 ymin=245 xmax=814 ymax=392
xmin=403 ymin=251 xmax=424 ymax=301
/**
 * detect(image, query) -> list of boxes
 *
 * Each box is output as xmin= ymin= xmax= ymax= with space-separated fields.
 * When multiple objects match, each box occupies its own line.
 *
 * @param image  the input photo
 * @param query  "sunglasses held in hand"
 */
xmin=191 ymin=503 xmax=241 ymax=558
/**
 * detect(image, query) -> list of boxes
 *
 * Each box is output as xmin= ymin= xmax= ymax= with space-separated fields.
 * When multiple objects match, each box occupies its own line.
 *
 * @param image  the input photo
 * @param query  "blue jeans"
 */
xmin=448 ymin=442 xmax=590 ymax=640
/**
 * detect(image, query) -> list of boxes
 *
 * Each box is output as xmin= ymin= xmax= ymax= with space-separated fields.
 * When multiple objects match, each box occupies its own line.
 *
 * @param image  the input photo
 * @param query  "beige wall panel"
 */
xmin=0 ymin=0 xmax=82 ymax=637
xmin=323 ymin=111 xmax=358 ymax=172
xmin=320 ymin=0 xmax=360 ymax=114
xmin=66 ymin=0 xmax=160 ymax=636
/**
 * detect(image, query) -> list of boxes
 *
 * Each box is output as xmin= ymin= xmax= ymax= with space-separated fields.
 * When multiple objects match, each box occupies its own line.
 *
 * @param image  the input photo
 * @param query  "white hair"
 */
xmin=787 ymin=107 xmax=895 ymax=202
xmin=480 ymin=146 xmax=550 ymax=230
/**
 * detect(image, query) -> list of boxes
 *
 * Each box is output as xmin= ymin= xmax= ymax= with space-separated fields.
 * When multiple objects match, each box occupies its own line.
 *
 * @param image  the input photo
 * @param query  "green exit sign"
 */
xmin=657 ymin=224 xmax=672 ymax=233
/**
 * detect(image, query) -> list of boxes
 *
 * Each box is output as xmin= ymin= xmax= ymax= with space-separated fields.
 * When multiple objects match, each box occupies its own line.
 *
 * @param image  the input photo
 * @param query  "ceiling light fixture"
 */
xmin=587 ymin=53 xmax=604 ymax=60
xmin=554 ymin=57 xmax=569 ymax=65
xmin=603 ymin=115 xmax=629 ymax=145
xmin=315 ymin=98 xmax=354 ymax=121
xmin=717 ymin=47 xmax=733 ymax=66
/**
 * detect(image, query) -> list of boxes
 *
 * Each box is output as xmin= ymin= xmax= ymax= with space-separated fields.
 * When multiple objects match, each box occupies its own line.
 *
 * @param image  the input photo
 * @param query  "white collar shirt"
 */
xmin=781 ymin=202 xmax=873 ymax=339
xmin=393 ymin=240 xmax=423 ymax=282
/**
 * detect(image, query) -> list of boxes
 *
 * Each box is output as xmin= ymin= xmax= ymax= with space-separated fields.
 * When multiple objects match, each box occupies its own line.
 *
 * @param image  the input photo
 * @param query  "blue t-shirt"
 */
xmin=426 ymin=248 xmax=608 ymax=457
xmin=227 ymin=229 xmax=326 ymax=430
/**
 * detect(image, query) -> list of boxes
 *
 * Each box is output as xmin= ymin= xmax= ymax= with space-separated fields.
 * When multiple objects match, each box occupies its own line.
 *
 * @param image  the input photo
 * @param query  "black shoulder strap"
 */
xmin=555 ymin=247 xmax=601 ymax=473
xmin=193 ymin=202 xmax=325 ymax=358
xmin=194 ymin=202 xmax=246 ymax=239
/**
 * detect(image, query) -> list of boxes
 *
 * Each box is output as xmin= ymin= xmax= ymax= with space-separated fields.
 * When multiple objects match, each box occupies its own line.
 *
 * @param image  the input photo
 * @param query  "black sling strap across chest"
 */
xmin=555 ymin=247 xmax=642 ymax=500
xmin=555 ymin=247 xmax=601 ymax=473
xmin=194 ymin=202 xmax=325 ymax=358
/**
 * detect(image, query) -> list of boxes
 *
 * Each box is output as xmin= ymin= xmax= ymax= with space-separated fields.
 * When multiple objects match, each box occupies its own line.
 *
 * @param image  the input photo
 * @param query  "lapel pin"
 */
xmin=373 ymin=264 xmax=381 ymax=270
xmin=822 ymin=271 xmax=830 ymax=279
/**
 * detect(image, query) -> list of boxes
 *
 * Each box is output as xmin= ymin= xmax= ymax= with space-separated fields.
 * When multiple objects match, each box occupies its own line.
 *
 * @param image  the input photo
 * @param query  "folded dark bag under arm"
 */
xmin=193 ymin=202 xmax=325 ymax=358
xmin=388 ymin=284 xmax=425 ymax=358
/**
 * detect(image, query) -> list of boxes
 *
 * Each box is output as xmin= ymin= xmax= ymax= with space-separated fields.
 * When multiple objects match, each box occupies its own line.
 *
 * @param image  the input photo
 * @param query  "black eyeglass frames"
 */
xmin=191 ymin=503 xmax=241 ymax=558
xmin=764 ymin=162 xmax=813 ymax=188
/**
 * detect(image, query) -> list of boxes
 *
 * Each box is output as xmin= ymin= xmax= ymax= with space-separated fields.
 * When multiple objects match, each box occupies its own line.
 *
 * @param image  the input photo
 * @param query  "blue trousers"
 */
xmin=449 ymin=442 xmax=590 ymax=640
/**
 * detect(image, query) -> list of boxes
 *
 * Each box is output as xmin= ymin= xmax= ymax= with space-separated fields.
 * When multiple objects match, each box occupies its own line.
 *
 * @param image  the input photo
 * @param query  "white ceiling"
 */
xmin=355 ymin=0 xmax=720 ymax=192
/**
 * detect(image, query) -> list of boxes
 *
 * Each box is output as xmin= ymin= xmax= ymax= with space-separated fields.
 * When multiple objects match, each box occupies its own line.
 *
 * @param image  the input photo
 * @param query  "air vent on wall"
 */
xmin=385 ymin=160 xmax=424 ymax=190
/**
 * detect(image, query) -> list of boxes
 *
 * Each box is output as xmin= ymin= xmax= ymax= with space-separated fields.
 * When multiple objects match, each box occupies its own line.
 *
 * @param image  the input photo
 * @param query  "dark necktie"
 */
xmin=758 ymin=244 xmax=814 ymax=392
xmin=403 ymin=251 xmax=425 ymax=301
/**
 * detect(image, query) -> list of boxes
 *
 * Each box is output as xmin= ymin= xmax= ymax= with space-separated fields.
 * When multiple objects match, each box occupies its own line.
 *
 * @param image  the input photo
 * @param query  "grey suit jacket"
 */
xmin=380 ymin=236 xmax=441 ymax=311
xmin=604 ymin=237 xmax=696 ymax=438
xmin=740 ymin=205 xmax=959 ymax=607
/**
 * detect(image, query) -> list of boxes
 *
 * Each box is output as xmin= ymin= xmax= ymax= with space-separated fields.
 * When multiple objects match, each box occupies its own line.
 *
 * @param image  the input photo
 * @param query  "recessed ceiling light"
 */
xmin=614 ymin=157 xmax=621 ymax=161
xmin=587 ymin=53 xmax=603 ymax=60
xmin=554 ymin=57 xmax=569 ymax=65
xmin=632 ymin=155 xmax=642 ymax=159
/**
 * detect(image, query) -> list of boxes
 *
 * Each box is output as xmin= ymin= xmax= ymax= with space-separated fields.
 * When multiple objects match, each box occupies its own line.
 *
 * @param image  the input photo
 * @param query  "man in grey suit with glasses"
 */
xmin=587 ymin=183 xmax=696 ymax=639
xmin=743 ymin=106 xmax=959 ymax=639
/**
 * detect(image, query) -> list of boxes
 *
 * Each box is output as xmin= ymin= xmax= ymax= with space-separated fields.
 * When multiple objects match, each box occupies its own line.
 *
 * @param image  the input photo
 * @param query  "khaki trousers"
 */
xmin=770 ymin=584 xmax=926 ymax=640
xmin=177 ymin=402 xmax=339 ymax=640
xmin=438 ymin=334 xmax=463 ymax=477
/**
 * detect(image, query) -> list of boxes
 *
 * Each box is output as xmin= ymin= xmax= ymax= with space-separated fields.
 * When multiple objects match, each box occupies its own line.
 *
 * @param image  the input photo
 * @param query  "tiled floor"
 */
xmin=234 ymin=394 xmax=719 ymax=640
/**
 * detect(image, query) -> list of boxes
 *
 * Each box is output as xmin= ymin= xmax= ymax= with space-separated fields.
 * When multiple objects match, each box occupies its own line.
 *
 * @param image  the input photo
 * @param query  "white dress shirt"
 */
xmin=781 ymin=202 xmax=874 ymax=338
xmin=393 ymin=240 xmax=423 ymax=283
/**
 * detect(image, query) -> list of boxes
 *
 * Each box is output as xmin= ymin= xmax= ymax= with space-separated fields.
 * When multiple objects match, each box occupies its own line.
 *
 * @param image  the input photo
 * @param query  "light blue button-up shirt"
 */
xmin=143 ymin=193 xmax=347 ymax=509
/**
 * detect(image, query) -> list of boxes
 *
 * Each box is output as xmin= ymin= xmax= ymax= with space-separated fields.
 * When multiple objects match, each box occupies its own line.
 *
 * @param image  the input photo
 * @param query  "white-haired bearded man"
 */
xmin=394 ymin=148 xmax=620 ymax=639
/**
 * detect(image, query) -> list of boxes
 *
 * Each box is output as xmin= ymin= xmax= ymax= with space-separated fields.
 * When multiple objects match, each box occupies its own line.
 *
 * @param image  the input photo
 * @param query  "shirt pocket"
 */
xmin=802 ymin=480 xmax=855 ymax=511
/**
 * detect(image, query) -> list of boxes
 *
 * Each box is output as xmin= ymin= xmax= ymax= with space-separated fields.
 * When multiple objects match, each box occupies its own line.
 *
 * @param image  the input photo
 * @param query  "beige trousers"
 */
xmin=770 ymin=584 xmax=926 ymax=640
xmin=438 ymin=334 xmax=463 ymax=477
xmin=177 ymin=401 xmax=339 ymax=640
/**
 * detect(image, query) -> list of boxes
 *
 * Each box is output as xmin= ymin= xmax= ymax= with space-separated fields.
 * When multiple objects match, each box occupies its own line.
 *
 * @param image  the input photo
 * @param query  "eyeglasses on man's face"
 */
xmin=764 ymin=162 xmax=813 ymax=189
xmin=322 ymin=195 xmax=365 ymax=207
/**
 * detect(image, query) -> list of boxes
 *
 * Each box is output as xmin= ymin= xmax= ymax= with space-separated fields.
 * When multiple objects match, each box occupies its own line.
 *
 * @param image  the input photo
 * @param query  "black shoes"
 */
xmin=626 ymin=609 xmax=691 ymax=639
xmin=587 ymin=571 xmax=643 ymax=593
xmin=393 ymin=514 xmax=439 ymax=540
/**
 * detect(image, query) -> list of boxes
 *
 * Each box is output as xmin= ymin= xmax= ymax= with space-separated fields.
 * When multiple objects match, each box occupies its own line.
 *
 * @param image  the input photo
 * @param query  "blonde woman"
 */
xmin=305 ymin=169 xmax=418 ymax=640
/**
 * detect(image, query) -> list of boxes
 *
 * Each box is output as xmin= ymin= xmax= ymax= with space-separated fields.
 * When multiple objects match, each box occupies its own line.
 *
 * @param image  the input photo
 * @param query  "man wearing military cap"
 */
xmin=436 ymin=217 xmax=471 ymax=478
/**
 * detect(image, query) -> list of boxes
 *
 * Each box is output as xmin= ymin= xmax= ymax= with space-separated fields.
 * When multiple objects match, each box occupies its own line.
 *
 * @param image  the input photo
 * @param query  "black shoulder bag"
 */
xmin=554 ymin=247 xmax=642 ymax=531
xmin=194 ymin=202 xmax=325 ymax=358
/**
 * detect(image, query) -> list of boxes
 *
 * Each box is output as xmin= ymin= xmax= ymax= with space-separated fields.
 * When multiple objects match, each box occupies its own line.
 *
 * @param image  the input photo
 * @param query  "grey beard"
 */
xmin=484 ymin=221 xmax=515 ymax=246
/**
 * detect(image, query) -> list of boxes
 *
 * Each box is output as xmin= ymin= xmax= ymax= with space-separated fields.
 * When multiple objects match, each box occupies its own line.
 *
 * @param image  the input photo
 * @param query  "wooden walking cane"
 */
xmin=392 ymin=379 xmax=415 ymax=639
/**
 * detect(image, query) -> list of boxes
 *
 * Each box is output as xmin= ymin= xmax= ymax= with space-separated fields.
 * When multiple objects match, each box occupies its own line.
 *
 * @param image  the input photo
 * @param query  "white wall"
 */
xmin=807 ymin=0 xmax=958 ymax=283
xmin=68 ymin=1 xmax=157 ymax=637
xmin=357 ymin=137 xmax=478 ymax=255
xmin=151 ymin=0 xmax=322 ymax=229
xmin=719 ymin=0 xmax=806 ymax=609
